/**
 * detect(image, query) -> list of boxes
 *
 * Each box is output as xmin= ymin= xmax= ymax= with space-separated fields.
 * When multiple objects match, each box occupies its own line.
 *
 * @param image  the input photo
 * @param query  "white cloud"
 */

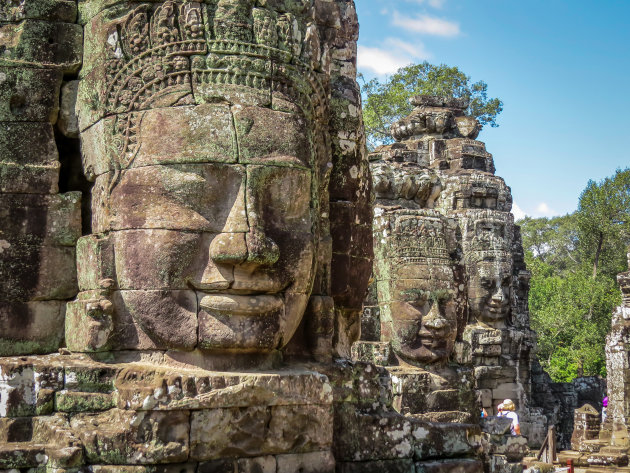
xmin=392 ymin=11 xmax=460 ymax=37
xmin=512 ymin=203 xmax=526 ymax=221
xmin=535 ymin=202 xmax=556 ymax=217
xmin=408 ymin=0 xmax=447 ymax=7
xmin=406 ymin=0 xmax=446 ymax=7
xmin=358 ymin=39 xmax=430 ymax=76
xmin=384 ymin=37 xmax=430 ymax=58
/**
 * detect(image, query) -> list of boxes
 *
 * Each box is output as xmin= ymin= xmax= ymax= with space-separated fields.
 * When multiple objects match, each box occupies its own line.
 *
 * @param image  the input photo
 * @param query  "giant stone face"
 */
xmin=456 ymin=209 xmax=515 ymax=328
xmin=375 ymin=210 xmax=459 ymax=365
xmin=68 ymin=0 xmax=336 ymax=355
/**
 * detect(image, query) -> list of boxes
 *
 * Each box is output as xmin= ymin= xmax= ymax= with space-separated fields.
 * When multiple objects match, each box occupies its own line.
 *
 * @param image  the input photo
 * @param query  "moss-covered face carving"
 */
xmin=374 ymin=211 xmax=459 ymax=365
xmin=385 ymin=274 xmax=457 ymax=364
xmin=456 ymin=210 xmax=515 ymax=328
xmin=69 ymin=0 xmax=331 ymax=354
xmin=468 ymin=259 xmax=512 ymax=326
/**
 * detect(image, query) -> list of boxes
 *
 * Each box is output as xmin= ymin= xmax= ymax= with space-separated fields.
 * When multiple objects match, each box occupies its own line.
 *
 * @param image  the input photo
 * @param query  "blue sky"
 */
xmin=356 ymin=0 xmax=630 ymax=220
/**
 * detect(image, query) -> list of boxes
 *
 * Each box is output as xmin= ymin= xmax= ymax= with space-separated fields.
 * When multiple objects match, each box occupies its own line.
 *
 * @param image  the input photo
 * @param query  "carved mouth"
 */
xmin=199 ymin=294 xmax=283 ymax=316
xmin=487 ymin=303 xmax=509 ymax=313
xmin=418 ymin=337 xmax=445 ymax=349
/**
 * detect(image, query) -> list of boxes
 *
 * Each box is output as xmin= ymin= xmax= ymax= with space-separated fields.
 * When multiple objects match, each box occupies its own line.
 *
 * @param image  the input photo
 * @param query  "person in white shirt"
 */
xmin=497 ymin=399 xmax=520 ymax=435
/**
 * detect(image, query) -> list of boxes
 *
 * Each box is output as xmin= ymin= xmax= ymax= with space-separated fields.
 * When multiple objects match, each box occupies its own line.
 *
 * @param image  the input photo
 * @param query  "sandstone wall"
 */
xmin=0 ymin=0 xmax=83 ymax=355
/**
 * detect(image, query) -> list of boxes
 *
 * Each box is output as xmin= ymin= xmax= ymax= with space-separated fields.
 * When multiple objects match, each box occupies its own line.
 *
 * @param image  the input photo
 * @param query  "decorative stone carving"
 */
xmin=356 ymin=96 xmax=541 ymax=471
xmin=67 ymin=0 xmax=371 ymax=363
xmin=374 ymin=209 xmax=462 ymax=365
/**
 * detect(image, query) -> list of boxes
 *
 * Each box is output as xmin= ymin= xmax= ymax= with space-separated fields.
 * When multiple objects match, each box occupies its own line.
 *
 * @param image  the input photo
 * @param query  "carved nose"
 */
xmin=209 ymin=227 xmax=279 ymax=268
xmin=209 ymin=232 xmax=247 ymax=265
xmin=246 ymin=226 xmax=279 ymax=266
xmin=421 ymin=304 xmax=448 ymax=332
xmin=491 ymin=285 xmax=505 ymax=301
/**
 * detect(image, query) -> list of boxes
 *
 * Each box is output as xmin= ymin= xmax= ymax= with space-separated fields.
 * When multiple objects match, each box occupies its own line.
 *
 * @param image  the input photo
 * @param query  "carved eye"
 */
xmin=481 ymin=279 xmax=494 ymax=289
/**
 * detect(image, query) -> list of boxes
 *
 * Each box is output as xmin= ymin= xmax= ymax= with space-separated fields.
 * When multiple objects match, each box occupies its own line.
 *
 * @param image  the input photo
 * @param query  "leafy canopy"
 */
xmin=360 ymin=62 xmax=503 ymax=148
xmin=519 ymin=168 xmax=630 ymax=382
xmin=577 ymin=168 xmax=630 ymax=278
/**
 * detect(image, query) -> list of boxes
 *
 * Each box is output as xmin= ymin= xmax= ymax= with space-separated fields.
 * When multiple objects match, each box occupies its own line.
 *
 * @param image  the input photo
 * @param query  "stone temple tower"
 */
xmin=356 ymin=96 xmax=548 ymax=463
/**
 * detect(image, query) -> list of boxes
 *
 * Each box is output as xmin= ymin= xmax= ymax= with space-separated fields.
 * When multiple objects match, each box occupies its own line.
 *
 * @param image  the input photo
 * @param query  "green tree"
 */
xmin=360 ymin=62 xmax=503 ymax=148
xmin=528 ymin=264 xmax=619 ymax=381
xmin=519 ymin=214 xmax=580 ymax=275
xmin=519 ymin=169 xmax=630 ymax=382
xmin=576 ymin=168 xmax=630 ymax=278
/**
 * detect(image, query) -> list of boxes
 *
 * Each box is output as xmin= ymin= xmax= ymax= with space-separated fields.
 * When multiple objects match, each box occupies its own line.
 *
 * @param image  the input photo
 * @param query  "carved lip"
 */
xmin=487 ymin=303 xmax=509 ymax=313
xmin=199 ymin=294 xmax=283 ymax=316
xmin=417 ymin=337 xmax=445 ymax=349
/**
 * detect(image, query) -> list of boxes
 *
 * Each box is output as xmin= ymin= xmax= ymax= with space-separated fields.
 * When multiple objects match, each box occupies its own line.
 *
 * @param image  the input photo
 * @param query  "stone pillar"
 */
xmin=570 ymin=404 xmax=600 ymax=451
xmin=0 ymin=0 xmax=83 ymax=355
xmin=605 ymin=249 xmax=630 ymax=448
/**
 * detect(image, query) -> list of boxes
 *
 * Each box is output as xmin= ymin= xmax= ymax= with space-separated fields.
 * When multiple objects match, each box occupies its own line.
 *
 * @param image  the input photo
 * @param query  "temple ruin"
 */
xmin=1 ymin=1 xmax=629 ymax=472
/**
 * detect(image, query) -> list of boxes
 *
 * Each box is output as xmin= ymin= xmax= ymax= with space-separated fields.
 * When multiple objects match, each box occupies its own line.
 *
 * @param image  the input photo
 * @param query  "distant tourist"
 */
xmin=602 ymin=396 xmax=608 ymax=422
xmin=497 ymin=399 xmax=521 ymax=435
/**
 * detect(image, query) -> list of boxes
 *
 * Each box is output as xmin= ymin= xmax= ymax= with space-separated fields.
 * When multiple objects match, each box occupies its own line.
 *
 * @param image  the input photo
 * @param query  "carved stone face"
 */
xmin=72 ymin=0 xmax=330 ymax=354
xmin=468 ymin=260 xmax=512 ymax=326
xmin=374 ymin=211 xmax=459 ymax=364
xmin=385 ymin=272 xmax=457 ymax=364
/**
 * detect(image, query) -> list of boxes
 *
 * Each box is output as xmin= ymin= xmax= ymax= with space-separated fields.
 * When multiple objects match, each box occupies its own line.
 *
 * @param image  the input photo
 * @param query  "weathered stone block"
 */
xmin=58 ymin=80 xmax=79 ymax=138
xmin=91 ymin=164 xmax=246 ymax=232
xmin=66 ymin=289 xmax=197 ymax=352
xmin=492 ymin=383 xmax=519 ymax=401
xmin=237 ymin=455 xmax=276 ymax=473
xmin=111 ymin=230 xmax=216 ymax=291
xmin=197 ymin=459 xmax=237 ymax=473
xmin=0 ymin=301 xmax=65 ymax=356
xmin=76 ymin=234 xmax=116 ymax=291
xmin=491 ymin=435 xmax=529 ymax=462
xmin=70 ymin=409 xmax=190 ymax=464
xmin=55 ymin=390 xmax=116 ymax=412
xmin=64 ymin=363 xmax=117 ymax=393
xmin=0 ymin=359 xmax=63 ymax=416
xmin=415 ymin=459 xmax=483 ymax=473
xmin=190 ymin=404 xmax=332 ymax=460
xmin=0 ymin=20 xmax=83 ymax=72
xmin=0 ymin=443 xmax=49 ymax=469
xmin=233 ymin=106 xmax=312 ymax=167
xmin=351 ymin=341 xmax=395 ymax=366
xmin=275 ymin=451 xmax=335 ymax=473
xmin=80 ymin=105 xmax=237 ymax=172
xmin=90 ymin=465 xmax=198 ymax=473
xmin=333 ymin=404 xmax=478 ymax=462
xmin=336 ymin=459 xmax=414 ymax=473
xmin=0 ymin=161 xmax=60 ymax=193
xmin=114 ymin=368 xmax=331 ymax=411
xmin=0 ymin=193 xmax=81 ymax=246
xmin=0 ymin=242 xmax=77 ymax=301
xmin=0 ymin=122 xmax=57 ymax=166
xmin=0 ymin=67 xmax=62 ymax=122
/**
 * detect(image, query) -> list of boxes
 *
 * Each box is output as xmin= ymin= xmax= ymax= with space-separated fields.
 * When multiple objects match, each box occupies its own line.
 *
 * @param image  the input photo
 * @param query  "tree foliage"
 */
xmin=360 ymin=62 xmax=503 ymax=148
xmin=519 ymin=168 xmax=630 ymax=382
xmin=577 ymin=169 xmax=630 ymax=278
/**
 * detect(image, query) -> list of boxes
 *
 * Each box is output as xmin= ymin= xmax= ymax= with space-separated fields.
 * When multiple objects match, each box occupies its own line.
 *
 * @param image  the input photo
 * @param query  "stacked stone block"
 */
xmin=355 ymin=95 xmax=546 ymax=471
xmin=0 ymin=0 xmax=83 ymax=355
